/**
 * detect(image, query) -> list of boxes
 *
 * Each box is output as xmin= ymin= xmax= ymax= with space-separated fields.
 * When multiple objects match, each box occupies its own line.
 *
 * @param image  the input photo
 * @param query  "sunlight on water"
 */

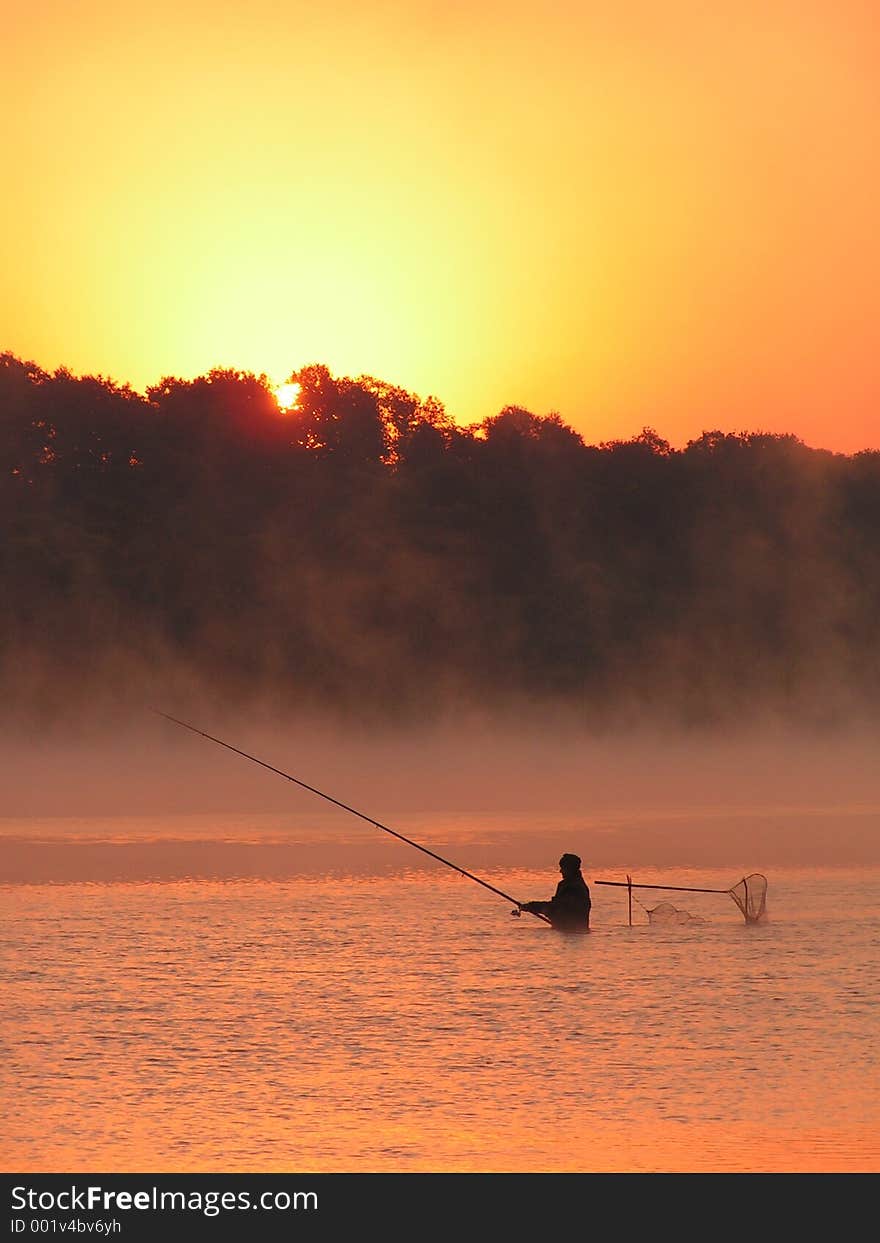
xmin=1 ymin=816 xmax=878 ymax=1172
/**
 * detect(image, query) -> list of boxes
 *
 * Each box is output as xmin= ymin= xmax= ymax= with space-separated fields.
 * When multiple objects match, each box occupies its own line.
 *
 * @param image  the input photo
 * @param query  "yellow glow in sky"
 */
xmin=3 ymin=1 xmax=878 ymax=450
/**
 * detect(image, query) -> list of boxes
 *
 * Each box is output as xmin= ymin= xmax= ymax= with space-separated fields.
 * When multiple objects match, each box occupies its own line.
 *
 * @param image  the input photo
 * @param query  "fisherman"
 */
xmin=519 ymin=853 xmax=591 ymax=930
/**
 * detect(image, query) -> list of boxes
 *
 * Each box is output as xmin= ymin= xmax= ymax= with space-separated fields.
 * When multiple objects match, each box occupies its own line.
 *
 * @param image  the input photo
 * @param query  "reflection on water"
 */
xmin=1 ymin=817 xmax=878 ymax=1172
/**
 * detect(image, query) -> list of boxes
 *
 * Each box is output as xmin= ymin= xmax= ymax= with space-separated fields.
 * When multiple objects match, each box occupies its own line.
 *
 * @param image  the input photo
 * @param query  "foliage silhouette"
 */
xmin=2 ymin=350 xmax=878 ymax=726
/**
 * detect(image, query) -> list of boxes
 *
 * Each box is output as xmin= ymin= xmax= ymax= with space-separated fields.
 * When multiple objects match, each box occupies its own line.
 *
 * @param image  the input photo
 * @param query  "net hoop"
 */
xmin=727 ymin=873 xmax=768 ymax=923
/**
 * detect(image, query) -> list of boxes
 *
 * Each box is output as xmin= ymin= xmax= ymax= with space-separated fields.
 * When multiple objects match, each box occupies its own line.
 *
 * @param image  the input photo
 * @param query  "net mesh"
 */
xmin=645 ymin=901 xmax=706 ymax=926
xmin=727 ymin=873 xmax=768 ymax=923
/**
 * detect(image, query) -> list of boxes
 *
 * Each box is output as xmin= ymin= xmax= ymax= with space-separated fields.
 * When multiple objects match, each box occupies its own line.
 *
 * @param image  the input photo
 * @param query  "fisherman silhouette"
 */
xmin=519 ymin=854 xmax=591 ymax=930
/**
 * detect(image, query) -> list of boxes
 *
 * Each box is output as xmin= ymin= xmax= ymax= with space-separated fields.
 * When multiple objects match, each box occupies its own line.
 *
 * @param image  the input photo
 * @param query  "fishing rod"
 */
xmin=154 ymin=710 xmax=551 ymax=923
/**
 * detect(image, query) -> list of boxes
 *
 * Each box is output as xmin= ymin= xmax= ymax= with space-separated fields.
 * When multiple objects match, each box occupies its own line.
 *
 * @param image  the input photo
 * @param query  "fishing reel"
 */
xmin=511 ymin=906 xmax=522 ymax=918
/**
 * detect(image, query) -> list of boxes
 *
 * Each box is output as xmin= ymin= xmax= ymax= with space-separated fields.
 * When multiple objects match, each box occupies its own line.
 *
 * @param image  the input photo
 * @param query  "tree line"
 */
xmin=2 ymin=350 xmax=879 ymax=728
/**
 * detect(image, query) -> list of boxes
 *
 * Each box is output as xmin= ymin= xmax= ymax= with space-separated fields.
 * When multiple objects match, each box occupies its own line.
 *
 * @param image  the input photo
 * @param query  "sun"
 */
xmin=273 ymin=381 xmax=301 ymax=411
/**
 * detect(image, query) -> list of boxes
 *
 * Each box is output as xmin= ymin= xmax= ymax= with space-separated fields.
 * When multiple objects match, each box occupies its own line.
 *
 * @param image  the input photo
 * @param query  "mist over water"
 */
xmin=3 ymin=715 xmax=879 ymax=867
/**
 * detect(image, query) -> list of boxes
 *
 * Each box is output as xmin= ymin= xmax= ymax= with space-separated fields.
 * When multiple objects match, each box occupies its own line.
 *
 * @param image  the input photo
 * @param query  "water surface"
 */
xmin=2 ymin=813 xmax=877 ymax=1172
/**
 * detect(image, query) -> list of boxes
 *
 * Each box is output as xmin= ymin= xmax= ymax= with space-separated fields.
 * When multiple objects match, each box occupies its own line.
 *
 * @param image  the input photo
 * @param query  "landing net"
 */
xmin=644 ymin=901 xmax=706 ymax=926
xmin=595 ymin=873 xmax=768 ymax=925
xmin=727 ymin=873 xmax=768 ymax=924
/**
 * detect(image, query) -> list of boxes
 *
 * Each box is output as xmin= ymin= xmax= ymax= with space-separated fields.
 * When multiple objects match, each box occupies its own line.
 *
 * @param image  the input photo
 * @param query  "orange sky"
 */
xmin=3 ymin=1 xmax=878 ymax=451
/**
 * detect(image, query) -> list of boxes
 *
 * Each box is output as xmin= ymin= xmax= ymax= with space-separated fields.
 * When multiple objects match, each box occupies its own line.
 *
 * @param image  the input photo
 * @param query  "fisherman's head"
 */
xmin=559 ymin=853 xmax=582 ymax=876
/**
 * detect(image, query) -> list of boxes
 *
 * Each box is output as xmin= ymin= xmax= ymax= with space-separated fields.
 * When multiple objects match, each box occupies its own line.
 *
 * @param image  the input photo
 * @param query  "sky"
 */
xmin=3 ymin=0 xmax=878 ymax=451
